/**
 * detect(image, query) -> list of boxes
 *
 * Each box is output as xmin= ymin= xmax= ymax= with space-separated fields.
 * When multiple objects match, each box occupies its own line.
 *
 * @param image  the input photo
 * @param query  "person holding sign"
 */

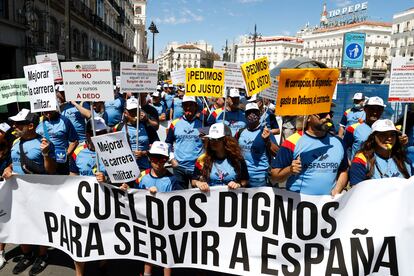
xmin=271 ymin=110 xmax=348 ymax=196
xmin=338 ymin=92 xmax=366 ymax=138
xmin=151 ymin=91 xmax=167 ymax=122
xmin=166 ymin=96 xmax=203 ymax=189
xmin=249 ymin=95 xmax=280 ymax=135
xmin=207 ymin=88 xmax=246 ymax=136
xmin=236 ymin=103 xmax=278 ymax=187
xmin=192 ymin=123 xmax=249 ymax=191
xmin=104 ymin=87 xmax=125 ymax=127
xmin=2 ymin=109 xmax=56 ymax=276
xmin=350 ymin=119 xmax=413 ymax=185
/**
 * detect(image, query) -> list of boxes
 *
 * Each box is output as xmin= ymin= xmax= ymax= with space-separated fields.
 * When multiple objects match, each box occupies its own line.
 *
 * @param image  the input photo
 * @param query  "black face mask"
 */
xmin=246 ymin=112 xmax=260 ymax=128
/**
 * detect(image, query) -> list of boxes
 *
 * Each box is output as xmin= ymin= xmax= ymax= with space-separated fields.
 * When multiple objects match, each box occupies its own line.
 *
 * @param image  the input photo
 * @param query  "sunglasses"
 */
xmin=149 ymin=156 xmax=168 ymax=163
xmin=315 ymin=112 xmax=333 ymax=119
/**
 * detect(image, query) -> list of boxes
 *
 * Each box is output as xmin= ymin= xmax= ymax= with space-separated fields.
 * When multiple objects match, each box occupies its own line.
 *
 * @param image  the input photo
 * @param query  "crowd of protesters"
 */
xmin=0 ymin=81 xmax=413 ymax=276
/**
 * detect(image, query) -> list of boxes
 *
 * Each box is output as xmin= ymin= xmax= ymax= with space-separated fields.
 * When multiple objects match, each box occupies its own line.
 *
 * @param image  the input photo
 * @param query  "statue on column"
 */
xmin=24 ymin=0 xmax=38 ymax=45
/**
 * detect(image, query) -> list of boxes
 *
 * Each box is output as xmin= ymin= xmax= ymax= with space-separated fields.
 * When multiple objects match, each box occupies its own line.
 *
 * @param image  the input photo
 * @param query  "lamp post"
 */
xmin=249 ymin=24 xmax=261 ymax=60
xmin=148 ymin=21 xmax=159 ymax=63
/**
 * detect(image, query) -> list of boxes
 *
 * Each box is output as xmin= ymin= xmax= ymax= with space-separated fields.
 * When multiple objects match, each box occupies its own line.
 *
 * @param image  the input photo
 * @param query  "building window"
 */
xmin=0 ymin=0 xmax=8 ymax=19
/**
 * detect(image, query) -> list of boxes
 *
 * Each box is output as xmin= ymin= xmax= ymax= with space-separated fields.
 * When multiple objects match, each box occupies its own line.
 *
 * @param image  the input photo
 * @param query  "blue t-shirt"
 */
xmin=272 ymin=131 xmax=348 ymax=195
xmin=343 ymin=122 xmax=371 ymax=159
xmin=61 ymin=102 xmax=90 ymax=142
xmin=208 ymin=109 xmax=246 ymax=136
xmin=164 ymin=93 xmax=175 ymax=109
xmin=237 ymin=126 xmax=276 ymax=185
xmin=105 ymin=96 xmax=125 ymax=127
xmin=11 ymin=137 xmax=56 ymax=175
xmin=193 ymin=155 xmax=249 ymax=186
xmin=339 ymin=107 xmax=366 ymax=127
xmin=152 ymin=102 xmax=167 ymax=117
xmin=120 ymin=123 xmax=150 ymax=170
xmin=166 ymin=116 xmax=203 ymax=171
xmin=350 ymin=152 xmax=413 ymax=185
xmin=69 ymin=144 xmax=106 ymax=176
xmin=171 ymin=97 xmax=184 ymax=120
xmin=260 ymin=110 xmax=279 ymax=130
xmin=136 ymin=169 xmax=178 ymax=192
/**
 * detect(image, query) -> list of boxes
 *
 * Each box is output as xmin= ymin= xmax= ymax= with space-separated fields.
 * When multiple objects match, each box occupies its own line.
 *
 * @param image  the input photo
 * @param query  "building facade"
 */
xmin=0 ymin=0 xmax=136 ymax=80
xmin=132 ymin=0 xmax=147 ymax=62
xmin=235 ymin=36 xmax=304 ymax=69
xmin=391 ymin=7 xmax=414 ymax=58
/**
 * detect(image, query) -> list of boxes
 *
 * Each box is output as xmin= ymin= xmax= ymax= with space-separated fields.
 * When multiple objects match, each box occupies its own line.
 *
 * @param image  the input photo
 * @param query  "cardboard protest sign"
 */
xmin=35 ymin=53 xmax=63 ymax=83
xmin=388 ymin=57 xmax=414 ymax=102
xmin=213 ymin=61 xmax=245 ymax=89
xmin=23 ymin=63 xmax=57 ymax=112
xmin=0 ymin=175 xmax=411 ymax=276
xmin=0 ymin=78 xmax=29 ymax=105
xmin=91 ymin=131 xmax=140 ymax=183
xmin=185 ymin=68 xmax=225 ymax=98
xmin=260 ymin=77 xmax=278 ymax=101
xmin=276 ymin=68 xmax=339 ymax=116
xmin=120 ymin=63 xmax=158 ymax=94
xmin=170 ymin=69 xmax=186 ymax=85
xmin=241 ymin=57 xmax=271 ymax=96
xmin=61 ymin=61 xmax=114 ymax=102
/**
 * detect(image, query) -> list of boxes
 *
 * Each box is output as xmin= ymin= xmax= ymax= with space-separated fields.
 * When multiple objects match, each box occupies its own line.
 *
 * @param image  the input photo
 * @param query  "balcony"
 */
xmin=107 ymin=0 xmax=122 ymax=15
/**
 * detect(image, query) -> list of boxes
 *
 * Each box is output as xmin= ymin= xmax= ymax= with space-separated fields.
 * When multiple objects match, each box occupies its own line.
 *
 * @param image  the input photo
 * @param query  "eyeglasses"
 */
xmin=149 ymin=156 xmax=168 ymax=163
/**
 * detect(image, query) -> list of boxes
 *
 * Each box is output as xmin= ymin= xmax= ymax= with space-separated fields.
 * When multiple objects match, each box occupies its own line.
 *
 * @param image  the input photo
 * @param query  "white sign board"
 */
xmin=115 ymin=76 xmax=121 ymax=88
xmin=91 ymin=131 xmax=140 ymax=183
xmin=170 ymin=69 xmax=186 ymax=85
xmin=61 ymin=61 xmax=114 ymax=102
xmin=35 ymin=53 xmax=63 ymax=83
xmin=388 ymin=57 xmax=414 ymax=102
xmin=0 ymin=176 xmax=412 ymax=276
xmin=120 ymin=63 xmax=158 ymax=94
xmin=260 ymin=78 xmax=278 ymax=100
xmin=213 ymin=61 xmax=245 ymax=89
xmin=23 ymin=63 xmax=57 ymax=112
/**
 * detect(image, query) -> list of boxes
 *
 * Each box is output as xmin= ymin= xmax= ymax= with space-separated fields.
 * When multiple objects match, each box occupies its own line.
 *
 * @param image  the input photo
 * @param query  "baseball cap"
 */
xmin=245 ymin=102 xmax=260 ymax=112
xmin=169 ymin=84 xmax=174 ymax=88
xmin=205 ymin=123 xmax=232 ymax=139
xmin=247 ymin=94 xmax=257 ymax=102
xmin=229 ymin=88 xmax=240 ymax=98
xmin=152 ymin=91 xmax=161 ymax=98
xmin=156 ymin=85 xmax=162 ymax=91
xmin=86 ymin=117 xmax=108 ymax=134
xmin=365 ymin=96 xmax=386 ymax=107
xmin=352 ymin=92 xmax=364 ymax=100
xmin=148 ymin=141 xmax=169 ymax=157
xmin=371 ymin=119 xmax=397 ymax=133
xmin=126 ymin=96 xmax=139 ymax=110
xmin=163 ymin=83 xmax=168 ymax=88
xmin=178 ymin=87 xmax=185 ymax=92
xmin=182 ymin=96 xmax=196 ymax=103
xmin=9 ymin=109 xmax=39 ymax=125
xmin=0 ymin=122 xmax=11 ymax=133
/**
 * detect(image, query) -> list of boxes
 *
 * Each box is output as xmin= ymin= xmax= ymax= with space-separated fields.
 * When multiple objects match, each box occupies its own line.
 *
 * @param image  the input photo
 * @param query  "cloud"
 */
xmin=332 ymin=0 xmax=352 ymax=7
xmin=282 ymin=30 xmax=291 ymax=36
xmin=238 ymin=0 xmax=262 ymax=3
xmin=154 ymin=7 xmax=204 ymax=25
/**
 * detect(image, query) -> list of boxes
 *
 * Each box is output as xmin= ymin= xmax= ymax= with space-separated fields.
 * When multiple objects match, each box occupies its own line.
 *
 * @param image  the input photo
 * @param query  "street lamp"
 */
xmin=249 ymin=24 xmax=262 ymax=60
xmin=148 ymin=21 xmax=159 ymax=63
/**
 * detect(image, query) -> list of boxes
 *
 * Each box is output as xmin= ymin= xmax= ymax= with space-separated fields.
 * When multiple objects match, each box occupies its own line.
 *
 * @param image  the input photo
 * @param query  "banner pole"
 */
xmin=137 ymin=95 xmax=140 ymax=147
xmin=402 ymin=104 xmax=408 ymax=135
xmin=90 ymin=104 xmax=100 ymax=173
xmin=222 ymin=89 xmax=228 ymax=123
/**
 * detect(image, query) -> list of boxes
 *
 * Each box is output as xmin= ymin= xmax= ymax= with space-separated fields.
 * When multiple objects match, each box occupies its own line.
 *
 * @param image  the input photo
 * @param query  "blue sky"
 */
xmin=146 ymin=0 xmax=414 ymax=58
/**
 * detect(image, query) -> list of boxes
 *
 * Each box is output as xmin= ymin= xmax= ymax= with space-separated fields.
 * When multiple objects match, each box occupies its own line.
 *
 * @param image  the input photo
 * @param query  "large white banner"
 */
xmin=170 ymin=69 xmax=185 ymax=85
xmin=23 ymin=63 xmax=57 ymax=112
xmin=214 ymin=61 xmax=245 ymax=89
xmin=120 ymin=62 xmax=158 ymax=94
xmin=35 ymin=53 xmax=63 ymax=83
xmin=61 ymin=61 xmax=114 ymax=102
xmin=388 ymin=57 xmax=414 ymax=102
xmin=0 ymin=176 xmax=412 ymax=275
xmin=91 ymin=131 xmax=140 ymax=183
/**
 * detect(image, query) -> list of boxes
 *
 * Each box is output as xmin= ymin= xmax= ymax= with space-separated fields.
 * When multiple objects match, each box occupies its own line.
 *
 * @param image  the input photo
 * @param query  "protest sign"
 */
xmin=120 ymin=63 xmax=158 ymax=94
xmin=185 ymin=68 xmax=225 ymax=98
xmin=241 ymin=57 xmax=271 ymax=96
xmin=388 ymin=57 xmax=414 ymax=102
xmin=35 ymin=53 xmax=63 ymax=83
xmin=0 ymin=175 xmax=412 ymax=276
xmin=276 ymin=68 xmax=339 ymax=116
xmin=61 ymin=61 xmax=114 ymax=102
xmin=170 ymin=69 xmax=186 ymax=85
xmin=115 ymin=76 xmax=121 ymax=88
xmin=91 ymin=131 xmax=140 ymax=183
xmin=260 ymin=78 xmax=278 ymax=101
xmin=213 ymin=61 xmax=245 ymax=89
xmin=23 ymin=63 xmax=57 ymax=112
xmin=0 ymin=78 xmax=29 ymax=105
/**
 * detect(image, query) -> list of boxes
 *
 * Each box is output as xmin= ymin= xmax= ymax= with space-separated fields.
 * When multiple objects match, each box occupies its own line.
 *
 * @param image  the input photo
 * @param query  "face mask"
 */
xmin=246 ymin=112 xmax=260 ymax=126
xmin=353 ymin=103 xmax=363 ymax=110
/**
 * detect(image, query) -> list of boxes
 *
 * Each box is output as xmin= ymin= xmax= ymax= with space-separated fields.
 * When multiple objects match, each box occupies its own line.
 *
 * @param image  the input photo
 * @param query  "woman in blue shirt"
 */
xmin=192 ymin=123 xmax=249 ymax=191
xmin=350 ymin=119 xmax=413 ymax=185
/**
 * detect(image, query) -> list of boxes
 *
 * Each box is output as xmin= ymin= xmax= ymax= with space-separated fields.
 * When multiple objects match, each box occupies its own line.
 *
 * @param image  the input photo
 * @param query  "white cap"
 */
xmin=0 ymin=122 xmax=11 ymax=133
xmin=57 ymin=85 xmax=65 ymax=92
xmin=178 ymin=87 xmax=185 ymax=92
xmin=353 ymin=92 xmax=364 ymax=100
xmin=87 ymin=117 xmax=108 ymax=133
xmin=126 ymin=96 xmax=138 ymax=110
xmin=247 ymin=94 xmax=257 ymax=102
xmin=9 ymin=109 xmax=37 ymax=123
xmin=229 ymin=88 xmax=240 ymax=98
xmin=268 ymin=103 xmax=276 ymax=112
xmin=149 ymin=141 xmax=169 ymax=157
xmin=245 ymin=102 xmax=260 ymax=112
xmin=182 ymin=95 xmax=196 ymax=103
xmin=365 ymin=96 xmax=386 ymax=107
xmin=169 ymin=84 xmax=174 ymax=88
xmin=157 ymin=85 xmax=162 ymax=91
xmin=152 ymin=91 xmax=161 ymax=98
xmin=371 ymin=119 xmax=396 ymax=133
xmin=206 ymin=123 xmax=232 ymax=139
xmin=163 ymin=83 xmax=168 ymax=88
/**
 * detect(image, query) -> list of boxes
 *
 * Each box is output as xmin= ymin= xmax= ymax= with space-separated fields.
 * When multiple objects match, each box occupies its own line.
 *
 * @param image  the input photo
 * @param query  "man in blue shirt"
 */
xmin=3 ymin=109 xmax=56 ymax=276
xmin=338 ymin=92 xmax=366 ymax=138
xmin=104 ymin=89 xmax=125 ymax=127
xmin=170 ymin=87 xmax=185 ymax=120
xmin=151 ymin=91 xmax=167 ymax=122
xmin=166 ymin=96 xmax=203 ymax=189
xmin=271 ymin=110 xmax=348 ymax=196
xmin=237 ymin=103 xmax=278 ymax=187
